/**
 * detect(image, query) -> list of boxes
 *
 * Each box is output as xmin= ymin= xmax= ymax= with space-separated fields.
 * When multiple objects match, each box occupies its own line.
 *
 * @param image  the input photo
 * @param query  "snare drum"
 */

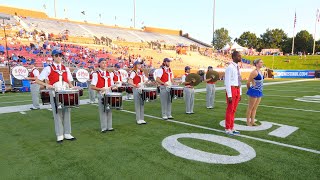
xmin=171 ymin=86 xmax=184 ymax=99
xmin=142 ymin=87 xmax=157 ymax=102
xmin=102 ymin=92 xmax=123 ymax=109
xmin=40 ymin=90 xmax=51 ymax=105
xmin=126 ymin=85 xmax=133 ymax=94
xmin=56 ymin=89 xmax=80 ymax=108
xmin=112 ymin=86 xmax=126 ymax=93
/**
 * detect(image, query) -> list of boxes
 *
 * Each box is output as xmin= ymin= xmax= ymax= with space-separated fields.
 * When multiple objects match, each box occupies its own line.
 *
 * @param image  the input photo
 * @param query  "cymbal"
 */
xmin=186 ymin=73 xmax=201 ymax=86
xmin=205 ymin=70 xmax=219 ymax=82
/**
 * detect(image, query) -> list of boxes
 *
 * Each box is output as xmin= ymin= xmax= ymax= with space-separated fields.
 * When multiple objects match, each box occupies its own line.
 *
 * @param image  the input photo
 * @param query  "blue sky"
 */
xmin=1 ymin=0 xmax=320 ymax=44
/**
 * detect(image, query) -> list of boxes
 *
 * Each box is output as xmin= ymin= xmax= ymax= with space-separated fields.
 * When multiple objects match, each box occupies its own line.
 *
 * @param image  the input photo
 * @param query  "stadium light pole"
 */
xmin=0 ymin=15 xmax=11 ymax=84
xmin=212 ymin=0 xmax=216 ymax=50
xmin=133 ymin=0 xmax=136 ymax=28
xmin=54 ymin=0 xmax=57 ymax=18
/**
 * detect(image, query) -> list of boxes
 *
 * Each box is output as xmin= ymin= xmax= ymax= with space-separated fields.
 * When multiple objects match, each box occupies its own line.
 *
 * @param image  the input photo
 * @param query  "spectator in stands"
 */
xmin=0 ymin=44 xmax=5 ymax=55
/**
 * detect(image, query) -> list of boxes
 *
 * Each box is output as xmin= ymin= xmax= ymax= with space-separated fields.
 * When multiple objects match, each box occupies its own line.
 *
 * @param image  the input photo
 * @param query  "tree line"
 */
xmin=212 ymin=28 xmax=320 ymax=54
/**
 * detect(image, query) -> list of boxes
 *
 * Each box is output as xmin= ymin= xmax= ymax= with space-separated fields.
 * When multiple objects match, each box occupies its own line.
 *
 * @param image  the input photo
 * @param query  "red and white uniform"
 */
xmin=224 ymin=62 xmax=242 ymax=130
xmin=113 ymin=70 xmax=122 ymax=83
xmin=181 ymin=73 xmax=193 ymax=88
xmin=38 ymin=62 xmax=73 ymax=87
xmin=129 ymin=70 xmax=148 ymax=86
xmin=91 ymin=69 xmax=114 ymax=89
xmin=155 ymin=67 xmax=174 ymax=85
xmin=29 ymin=68 xmax=40 ymax=84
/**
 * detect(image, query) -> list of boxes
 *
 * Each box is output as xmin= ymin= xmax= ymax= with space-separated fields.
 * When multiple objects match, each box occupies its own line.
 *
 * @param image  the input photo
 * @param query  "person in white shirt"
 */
xmin=224 ymin=51 xmax=242 ymax=135
xmin=26 ymin=62 xmax=40 ymax=110
xmin=181 ymin=66 xmax=195 ymax=114
xmin=155 ymin=58 xmax=175 ymax=120
xmin=128 ymin=61 xmax=149 ymax=125
xmin=90 ymin=58 xmax=116 ymax=133
xmin=88 ymin=66 xmax=97 ymax=104
xmin=35 ymin=49 xmax=76 ymax=143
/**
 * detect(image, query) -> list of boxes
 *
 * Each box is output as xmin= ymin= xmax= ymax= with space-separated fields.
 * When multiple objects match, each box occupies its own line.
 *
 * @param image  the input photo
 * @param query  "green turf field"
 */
xmin=0 ymin=79 xmax=319 ymax=179
xmin=243 ymin=55 xmax=320 ymax=70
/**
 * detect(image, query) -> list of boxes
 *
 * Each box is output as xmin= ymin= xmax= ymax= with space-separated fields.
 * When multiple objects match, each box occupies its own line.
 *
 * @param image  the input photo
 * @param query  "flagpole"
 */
xmin=291 ymin=11 xmax=296 ymax=55
xmin=212 ymin=0 xmax=216 ymax=50
xmin=54 ymin=0 xmax=57 ymax=18
xmin=312 ymin=9 xmax=318 ymax=55
xmin=133 ymin=0 xmax=136 ymax=28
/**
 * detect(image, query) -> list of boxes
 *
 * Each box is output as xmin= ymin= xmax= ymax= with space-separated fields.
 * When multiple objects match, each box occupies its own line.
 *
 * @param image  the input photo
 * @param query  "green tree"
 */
xmin=281 ymin=37 xmax=293 ymax=54
xmin=212 ymin=28 xmax=231 ymax=49
xmin=260 ymin=28 xmax=288 ymax=49
xmin=294 ymin=30 xmax=314 ymax=53
xmin=235 ymin=31 xmax=258 ymax=48
xmin=315 ymin=40 xmax=320 ymax=53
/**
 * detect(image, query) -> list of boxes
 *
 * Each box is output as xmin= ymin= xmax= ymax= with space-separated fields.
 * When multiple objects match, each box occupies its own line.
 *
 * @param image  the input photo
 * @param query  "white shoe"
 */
xmin=225 ymin=129 xmax=234 ymax=136
xmin=64 ymin=134 xmax=76 ymax=140
xmin=57 ymin=135 xmax=64 ymax=141
xmin=168 ymin=116 xmax=174 ymax=119
xmin=137 ymin=120 xmax=144 ymax=125
xmin=140 ymin=120 xmax=147 ymax=124
xmin=162 ymin=116 xmax=168 ymax=120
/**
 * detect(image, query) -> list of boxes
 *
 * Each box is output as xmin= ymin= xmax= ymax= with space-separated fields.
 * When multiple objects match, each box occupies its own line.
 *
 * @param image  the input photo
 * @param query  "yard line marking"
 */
xmin=194 ymin=99 xmax=320 ymax=113
xmin=120 ymin=109 xmax=320 ymax=154
xmin=264 ymin=95 xmax=297 ymax=98
xmin=194 ymin=79 xmax=318 ymax=93
xmin=19 ymin=111 xmax=26 ymax=114
xmin=266 ymin=89 xmax=318 ymax=93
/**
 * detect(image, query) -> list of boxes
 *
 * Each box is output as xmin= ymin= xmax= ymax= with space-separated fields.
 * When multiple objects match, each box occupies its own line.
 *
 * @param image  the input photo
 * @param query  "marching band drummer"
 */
xmin=128 ymin=61 xmax=149 ymax=125
xmin=90 ymin=58 xmax=116 ymax=133
xmin=112 ymin=63 xmax=123 ymax=86
xmin=205 ymin=66 xmax=216 ymax=109
xmin=155 ymin=58 xmax=175 ymax=120
xmin=35 ymin=49 xmax=76 ymax=143
xmin=181 ymin=66 xmax=195 ymax=114
xmin=88 ymin=66 xmax=97 ymax=104
xmin=26 ymin=61 xmax=40 ymax=110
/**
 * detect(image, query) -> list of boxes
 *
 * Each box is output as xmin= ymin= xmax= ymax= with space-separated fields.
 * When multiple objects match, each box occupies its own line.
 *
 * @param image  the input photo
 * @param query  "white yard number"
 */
xmin=219 ymin=118 xmax=299 ymax=138
xmin=162 ymin=133 xmax=256 ymax=164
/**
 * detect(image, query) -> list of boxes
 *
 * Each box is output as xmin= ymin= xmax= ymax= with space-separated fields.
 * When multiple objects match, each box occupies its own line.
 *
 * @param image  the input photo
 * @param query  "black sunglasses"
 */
xmin=54 ymin=54 xmax=64 ymax=57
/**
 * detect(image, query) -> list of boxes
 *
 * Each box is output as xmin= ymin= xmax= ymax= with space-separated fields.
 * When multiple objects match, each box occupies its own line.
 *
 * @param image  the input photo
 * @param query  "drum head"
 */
xmin=106 ymin=92 xmax=122 ymax=96
xmin=12 ymin=66 xmax=28 ymax=80
xmin=143 ymin=87 xmax=157 ymax=91
xmin=75 ymin=69 xmax=90 ymax=83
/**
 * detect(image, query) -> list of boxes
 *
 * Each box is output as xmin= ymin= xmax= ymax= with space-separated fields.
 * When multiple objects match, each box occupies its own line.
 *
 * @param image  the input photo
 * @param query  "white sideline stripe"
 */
xmin=194 ymin=79 xmax=318 ymax=93
xmin=264 ymin=95 xmax=297 ymax=98
xmin=120 ymin=110 xmax=320 ymax=154
xmin=194 ymin=99 xmax=320 ymax=113
xmin=0 ymin=100 xmax=32 ymax=104
xmin=0 ymin=99 xmax=91 ymax=114
xmin=19 ymin=111 xmax=26 ymax=114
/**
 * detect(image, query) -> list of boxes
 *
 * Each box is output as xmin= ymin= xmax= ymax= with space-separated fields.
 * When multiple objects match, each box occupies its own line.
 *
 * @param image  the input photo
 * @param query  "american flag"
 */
xmin=294 ymin=12 xmax=297 ymax=28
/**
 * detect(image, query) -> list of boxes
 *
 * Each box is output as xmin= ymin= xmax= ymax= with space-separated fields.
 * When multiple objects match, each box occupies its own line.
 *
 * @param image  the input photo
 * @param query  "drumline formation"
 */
xmin=14 ymin=51 xmax=218 ymax=143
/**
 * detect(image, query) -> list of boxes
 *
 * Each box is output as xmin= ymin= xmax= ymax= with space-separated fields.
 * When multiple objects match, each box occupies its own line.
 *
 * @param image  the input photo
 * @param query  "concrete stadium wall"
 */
xmin=0 ymin=5 xmax=48 ymax=18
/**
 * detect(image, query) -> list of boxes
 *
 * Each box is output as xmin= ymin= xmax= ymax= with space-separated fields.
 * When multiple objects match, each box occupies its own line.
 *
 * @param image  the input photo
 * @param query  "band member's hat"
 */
xmin=51 ymin=49 xmax=62 ymax=55
xmin=133 ymin=61 xmax=142 ymax=66
xmin=98 ymin=58 xmax=106 ymax=63
xmin=163 ymin=58 xmax=171 ymax=62
xmin=185 ymin=66 xmax=191 ymax=71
